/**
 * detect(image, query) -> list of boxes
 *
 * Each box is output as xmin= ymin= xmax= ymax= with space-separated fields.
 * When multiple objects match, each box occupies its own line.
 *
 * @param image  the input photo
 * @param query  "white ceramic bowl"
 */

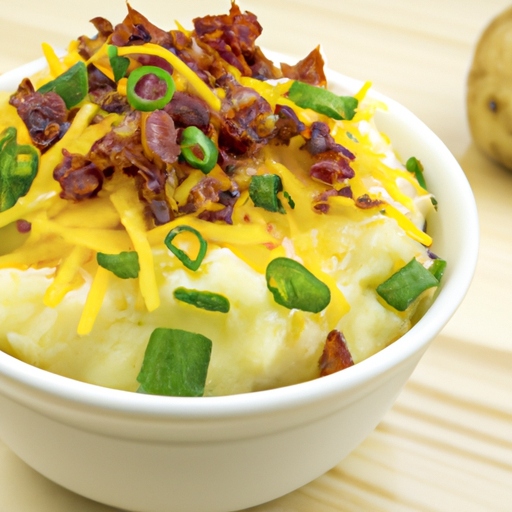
xmin=0 ymin=58 xmax=478 ymax=512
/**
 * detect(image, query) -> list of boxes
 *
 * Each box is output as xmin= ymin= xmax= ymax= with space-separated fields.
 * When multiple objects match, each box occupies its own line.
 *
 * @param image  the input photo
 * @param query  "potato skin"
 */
xmin=467 ymin=6 xmax=512 ymax=170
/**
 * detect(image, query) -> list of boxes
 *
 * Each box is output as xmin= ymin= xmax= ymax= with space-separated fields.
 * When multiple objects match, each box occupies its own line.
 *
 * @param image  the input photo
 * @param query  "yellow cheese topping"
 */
xmin=0 ymin=32 xmax=437 ymax=339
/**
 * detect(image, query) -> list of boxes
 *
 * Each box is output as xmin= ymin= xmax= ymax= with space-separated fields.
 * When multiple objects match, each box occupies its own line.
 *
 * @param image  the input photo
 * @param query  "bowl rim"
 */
xmin=0 ymin=56 xmax=479 ymax=420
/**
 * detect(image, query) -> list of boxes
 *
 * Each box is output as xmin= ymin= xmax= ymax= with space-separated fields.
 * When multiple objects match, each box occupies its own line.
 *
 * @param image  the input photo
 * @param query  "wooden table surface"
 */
xmin=0 ymin=1 xmax=511 ymax=511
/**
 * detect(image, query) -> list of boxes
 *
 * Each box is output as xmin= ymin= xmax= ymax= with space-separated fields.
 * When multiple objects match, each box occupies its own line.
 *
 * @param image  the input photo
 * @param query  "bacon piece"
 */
xmin=198 ymin=206 xmax=233 ymax=224
xmin=164 ymin=91 xmax=211 ymax=129
xmin=196 ymin=187 xmax=239 ymax=224
xmin=147 ymin=198 xmax=173 ymax=226
xmin=281 ymin=46 xmax=327 ymax=87
xmin=144 ymin=110 xmax=181 ymax=165
xmin=314 ymin=186 xmax=353 ymax=213
xmin=354 ymin=194 xmax=385 ymax=209
xmin=53 ymin=149 xmax=103 ymax=201
xmin=303 ymin=121 xmax=355 ymax=159
xmin=248 ymin=47 xmax=282 ymax=80
xmin=100 ymin=92 xmax=131 ymax=114
xmin=10 ymin=79 xmax=68 ymax=151
xmin=131 ymin=54 xmax=174 ymax=75
xmin=184 ymin=176 xmax=223 ymax=212
xmin=88 ymin=111 xmax=142 ymax=173
xmin=87 ymin=65 xmax=131 ymax=114
xmin=78 ymin=17 xmax=114 ymax=59
xmin=319 ymin=330 xmax=354 ymax=377
xmin=193 ymin=2 xmax=263 ymax=76
xmin=134 ymin=73 xmax=169 ymax=101
xmin=16 ymin=220 xmax=32 ymax=233
xmin=273 ymin=104 xmax=305 ymax=145
xmin=111 ymin=4 xmax=174 ymax=48
xmin=310 ymin=157 xmax=355 ymax=185
xmin=217 ymin=75 xmax=275 ymax=161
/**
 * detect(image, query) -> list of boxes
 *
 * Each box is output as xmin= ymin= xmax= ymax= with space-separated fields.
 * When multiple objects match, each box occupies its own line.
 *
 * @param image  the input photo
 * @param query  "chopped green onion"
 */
xmin=376 ymin=258 xmax=440 ymax=311
xmin=406 ymin=156 xmax=427 ymax=190
xmin=136 ymin=328 xmax=212 ymax=397
xmin=38 ymin=61 xmax=88 ymax=109
xmin=266 ymin=257 xmax=331 ymax=313
xmin=288 ymin=81 xmax=358 ymax=121
xmin=173 ymin=287 xmax=230 ymax=313
xmin=0 ymin=127 xmax=38 ymax=212
xmin=126 ymin=65 xmax=176 ymax=112
xmin=107 ymin=45 xmax=130 ymax=82
xmin=406 ymin=156 xmax=437 ymax=206
xmin=249 ymin=174 xmax=285 ymax=213
xmin=180 ymin=126 xmax=218 ymax=174
xmin=96 ymin=251 xmax=140 ymax=279
xmin=283 ymin=191 xmax=295 ymax=209
xmin=429 ymin=258 xmax=447 ymax=282
xmin=164 ymin=225 xmax=207 ymax=271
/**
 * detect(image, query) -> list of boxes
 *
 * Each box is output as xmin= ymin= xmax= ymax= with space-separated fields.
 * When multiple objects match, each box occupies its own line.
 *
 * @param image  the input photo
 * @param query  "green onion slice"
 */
xmin=126 ymin=65 xmax=176 ymax=112
xmin=173 ymin=287 xmax=230 ymax=313
xmin=288 ymin=81 xmax=358 ymax=121
xmin=38 ymin=61 xmax=88 ymax=109
xmin=107 ymin=45 xmax=130 ymax=82
xmin=406 ymin=156 xmax=437 ymax=206
xmin=376 ymin=258 xmax=440 ymax=311
xmin=406 ymin=156 xmax=427 ymax=190
xmin=96 ymin=251 xmax=140 ymax=279
xmin=136 ymin=328 xmax=212 ymax=397
xmin=429 ymin=258 xmax=447 ymax=282
xmin=164 ymin=225 xmax=207 ymax=271
xmin=0 ymin=127 xmax=38 ymax=212
xmin=283 ymin=191 xmax=295 ymax=209
xmin=249 ymin=174 xmax=285 ymax=213
xmin=266 ymin=257 xmax=331 ymax=313
xmin=180 ymin=126 xmax=218 ymax=174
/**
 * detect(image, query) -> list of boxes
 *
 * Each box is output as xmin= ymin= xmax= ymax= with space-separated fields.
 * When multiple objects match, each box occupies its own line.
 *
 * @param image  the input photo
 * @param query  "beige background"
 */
xmin=0 ymin=1 xmax=511 ymax=510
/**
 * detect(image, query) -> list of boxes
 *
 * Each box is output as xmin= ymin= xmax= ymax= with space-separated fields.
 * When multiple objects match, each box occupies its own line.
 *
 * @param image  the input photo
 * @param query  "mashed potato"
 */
xmin=0 ymin=3 xmax=442 ymax=396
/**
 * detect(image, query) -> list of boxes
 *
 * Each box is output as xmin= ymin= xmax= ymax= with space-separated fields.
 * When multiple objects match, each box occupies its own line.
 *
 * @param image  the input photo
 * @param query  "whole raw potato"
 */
xmin=467 ymin=6 xmax=512 ymax=170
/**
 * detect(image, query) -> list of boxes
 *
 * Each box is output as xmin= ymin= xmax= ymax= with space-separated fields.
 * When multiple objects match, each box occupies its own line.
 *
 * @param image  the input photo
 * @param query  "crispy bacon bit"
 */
xmin=248 ymin=47 xmax=282 ymax=80
xmin=164 ymin=91 xmax=211 ymax=129
xmin=53 ymin=149 xmax=103 ymax=201
xmin=101 ymin=92 xmax=131 ymax=114
xmin=193 ymin=2 xmax=263 ymax=77
xmin=147 ymin=198 xmax=172 ymax=226
xmin=144 ymin=110 xmax=181 ymax=165
xmin=198 ymin=188 xmax=239 ymax=224
xmin=78 ymin=17 xmax=114 ymax=60
xmin=88 ymin=111 xmax=142 ymax=173
xmin=273 ymin=104 xmax=305 ymax=145
xmin=303 ymin=121 xmax=354 ymax=159
xmin=186 ymin=176 xmax=223 ymax=210
xmin=16 ymin=220 xmax=32 ymax=233
xmin=310 ymin=158 xmax=355 ymax=185
xmin=217 ymin=75 xmax=276 ymax=159
xmin=111 ymin=4 xmax=174 ymax=48
xmin=314 ymin=186 xmax=353 ymax=213
xmin=198 ymin=206 xmax=233 ymax=224
xmin=124 ymin=148 xmax=165 ymax=195
xmin=134 ymin=73 xmax=169 ymax=101
xmin=355 ymin=194 xmax=384 ymax=209
xmin=87 ymin=65 xmax=131 ymax=114
xmin=132 ymin=54 xmax=174 ymax=75
xmin=10 ymin=79 xmax=68 ymax=151
xmin=281 ymin=46 xmax=327 ymax=87
xmin=319 ymin=330 xmax=354 ymax=376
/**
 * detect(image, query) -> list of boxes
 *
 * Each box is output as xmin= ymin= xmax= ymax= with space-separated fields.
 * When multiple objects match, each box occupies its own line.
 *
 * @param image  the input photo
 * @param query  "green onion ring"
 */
xmin=180 ymin=126 xmax=218 ymax=174
xmin=126 ymin=65 xmax=176 ymax=112
xmin=164 ymin=225 xmax=207 ymax=271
